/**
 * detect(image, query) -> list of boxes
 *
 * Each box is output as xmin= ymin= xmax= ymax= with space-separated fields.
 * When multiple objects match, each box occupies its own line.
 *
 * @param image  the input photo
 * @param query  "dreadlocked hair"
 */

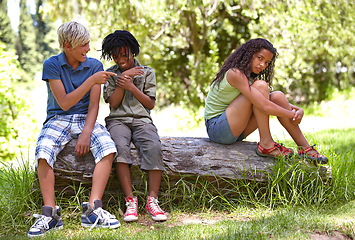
xmin=101 ymin=30 xmax=140 ymax=61
xmin=211 ymin=38 xmax=278 ymax=88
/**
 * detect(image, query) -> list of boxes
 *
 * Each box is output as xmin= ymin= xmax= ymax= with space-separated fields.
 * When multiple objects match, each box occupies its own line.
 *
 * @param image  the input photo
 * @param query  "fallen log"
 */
xmin=53 ymin=137 xmax=330 ymax=200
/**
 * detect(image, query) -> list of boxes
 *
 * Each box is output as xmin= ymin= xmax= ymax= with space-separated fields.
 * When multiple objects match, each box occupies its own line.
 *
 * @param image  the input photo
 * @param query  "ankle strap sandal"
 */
xmin=298 ymin=144 xmax=328 ymax=164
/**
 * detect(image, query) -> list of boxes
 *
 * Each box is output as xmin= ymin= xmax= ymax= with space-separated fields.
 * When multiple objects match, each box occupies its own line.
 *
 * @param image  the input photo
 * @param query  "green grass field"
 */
xmin=1 ymin=127 xmax=354 ymax=239
xmin=1 ymin=93 xmax=355 ymax=239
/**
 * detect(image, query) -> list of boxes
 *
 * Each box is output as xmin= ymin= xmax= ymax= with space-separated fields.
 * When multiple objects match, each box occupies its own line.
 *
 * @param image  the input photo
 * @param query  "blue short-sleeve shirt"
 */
xmin=42 ymin=52 xmax=104 ymax=123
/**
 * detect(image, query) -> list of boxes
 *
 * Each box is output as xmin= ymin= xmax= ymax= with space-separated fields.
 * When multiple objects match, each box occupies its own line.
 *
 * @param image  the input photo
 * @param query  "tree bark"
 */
xmin=53 ymin=137 xmax=330 ymax=199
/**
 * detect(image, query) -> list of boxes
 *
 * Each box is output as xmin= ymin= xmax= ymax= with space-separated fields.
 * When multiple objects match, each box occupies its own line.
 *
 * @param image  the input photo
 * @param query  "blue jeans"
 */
xmin=205 ymin=111 xmax=244 ymax=144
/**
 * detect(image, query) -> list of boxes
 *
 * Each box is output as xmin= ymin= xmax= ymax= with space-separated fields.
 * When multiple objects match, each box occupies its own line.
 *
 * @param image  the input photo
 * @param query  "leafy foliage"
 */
xmin=0 ymin=0 xmax=354 ymax=159
xmin=34 ymin=0 xmax=58 ymax=64
xmin=16 ymin=0 xmax=41 ymax=80
xmin=39 ymin=0 xmax=354 ymax=109
xmin=41 ymin=0 xmax=254 ymax=110
xmin=246 ymin=0 xmax=355 ymax=103
xmin=0 ymin=0 xmax=16 ymax=49
xmin=0 ymin=42 xmax=26 ymax=159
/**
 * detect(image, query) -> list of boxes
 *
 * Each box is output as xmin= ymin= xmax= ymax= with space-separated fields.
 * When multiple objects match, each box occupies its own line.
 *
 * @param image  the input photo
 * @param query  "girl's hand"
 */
xmin=122 ymin=66 xmax=144 ymax=77
xmin=291 ymin=108 xmax=304 ymax=125
xmin=116 ymin=75 xmax=134 ymax=91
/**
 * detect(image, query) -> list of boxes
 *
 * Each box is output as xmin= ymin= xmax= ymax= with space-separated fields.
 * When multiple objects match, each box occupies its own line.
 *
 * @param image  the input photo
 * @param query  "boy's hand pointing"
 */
xmin=91 ymin=71 xmax=117 ymax=85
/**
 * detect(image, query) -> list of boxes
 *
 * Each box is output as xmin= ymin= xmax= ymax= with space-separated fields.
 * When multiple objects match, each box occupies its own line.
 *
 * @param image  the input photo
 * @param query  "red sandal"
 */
xmin=298 ymin=144 xmax=328 ymax=164
xmin=256 ymin=142 xmax=293 ymax=159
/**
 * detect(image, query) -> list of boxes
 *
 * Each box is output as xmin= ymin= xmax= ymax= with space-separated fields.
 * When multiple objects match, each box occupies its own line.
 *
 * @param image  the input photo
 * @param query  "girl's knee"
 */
xmin=270 ymin=91 xmax=287 ymax=103
xmin=252 ymin=80 xmax=270 ymax=96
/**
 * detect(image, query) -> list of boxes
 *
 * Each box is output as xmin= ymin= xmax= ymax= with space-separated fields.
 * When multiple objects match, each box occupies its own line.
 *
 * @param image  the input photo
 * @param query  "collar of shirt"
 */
xmin=58 ymin=52 xmax=90 ymax=71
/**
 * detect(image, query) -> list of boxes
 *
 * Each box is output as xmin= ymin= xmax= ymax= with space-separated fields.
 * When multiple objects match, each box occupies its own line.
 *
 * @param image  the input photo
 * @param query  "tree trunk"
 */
xmin=53 ymin=137 xmax=330 ymax=200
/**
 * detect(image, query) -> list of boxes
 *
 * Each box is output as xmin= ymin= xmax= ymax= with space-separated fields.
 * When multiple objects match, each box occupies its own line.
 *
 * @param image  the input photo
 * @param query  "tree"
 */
xmin=34 ymin=0 xmax=58 ymax=63
xmin=245 ymin=0 xmax=355 ymax=103
xmin=0 ymin=42 xmax=26 ymax=159
xmin=40 ymin=0 xmax=354 ymax=107
xmin=17 ymin=0 xmax=40 ymax=80
xmin=0 ymin=0 xmax=16 ymax=49
xmin=40 ymin=0 xmax=255 ymax=110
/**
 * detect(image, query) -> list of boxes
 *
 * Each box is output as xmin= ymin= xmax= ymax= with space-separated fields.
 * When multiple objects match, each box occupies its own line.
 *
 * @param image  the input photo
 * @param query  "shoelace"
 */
xmin=89 ymin=208 xmax=115 ymax=231
xmin=125 ymin=201 xmax=137 ymax=216
xmin=148 ymin=198 xmax=163 ymax=214
xmin=302 ymin=144 xmax=321 ymax=158
xmin=275 ymin=143 xmax=291 ymax=153
xmin=31 ymin=214 xmax=49 ymax=231
xmin=275 ymin=143 xmax=288 ymax=152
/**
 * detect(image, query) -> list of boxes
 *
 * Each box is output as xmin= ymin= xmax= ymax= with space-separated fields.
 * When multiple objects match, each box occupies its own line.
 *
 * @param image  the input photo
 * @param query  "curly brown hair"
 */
xmin=211 ymin=38 xmax=278 ymax=88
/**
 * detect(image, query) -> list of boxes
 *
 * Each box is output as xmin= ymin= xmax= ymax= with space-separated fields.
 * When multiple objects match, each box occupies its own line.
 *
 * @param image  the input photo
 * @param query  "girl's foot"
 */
xmin=256 ymin=142 xmax=293 ymax=159
xmin=298 ymin=145 xmax=328 ymax=164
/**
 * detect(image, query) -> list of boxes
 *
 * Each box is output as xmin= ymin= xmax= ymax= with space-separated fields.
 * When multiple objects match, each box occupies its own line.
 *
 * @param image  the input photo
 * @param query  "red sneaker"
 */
xmin=256 ymin=142 xmax=293 ymax=159
xmin=145 ymin=196 xmax=167 ymax=221
xmin=123 ymin=197 xmax=138 ymax=222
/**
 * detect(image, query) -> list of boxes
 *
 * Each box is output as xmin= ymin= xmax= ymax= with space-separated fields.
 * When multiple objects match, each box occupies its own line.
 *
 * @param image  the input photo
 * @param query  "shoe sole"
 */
xmin=27 ymin=225 xmax=63 ymax=238
xmin=81 ymin=222 xmax=121 ymax=229
xmin=151 ymin=215 xmax=168 ymax=221
xmin=124 ymin=216 xmax=138 ymax=222
xmin=299 ymin=154 xmax=328 ymax=164
xmin=146 ymin=211 xmax=167 ymax=221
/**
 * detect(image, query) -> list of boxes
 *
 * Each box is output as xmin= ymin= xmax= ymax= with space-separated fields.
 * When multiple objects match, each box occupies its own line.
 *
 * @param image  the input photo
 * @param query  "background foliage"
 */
xmin=0 ymin=42 xmax=26 ymax=159
xmin=247 ymin=0 xmax=355 ymax=103
xmin=0 ymin=0 xmax=354 ymax=159
xmin=41 ymin=0 xmax=354 ymax=106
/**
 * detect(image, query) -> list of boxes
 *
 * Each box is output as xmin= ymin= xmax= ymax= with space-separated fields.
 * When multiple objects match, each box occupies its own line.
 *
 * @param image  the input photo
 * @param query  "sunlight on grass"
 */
xmin=2 ymin=127 xmax=355 ymax=239
xmin=2 ymin=89 xmax=354 ymax=239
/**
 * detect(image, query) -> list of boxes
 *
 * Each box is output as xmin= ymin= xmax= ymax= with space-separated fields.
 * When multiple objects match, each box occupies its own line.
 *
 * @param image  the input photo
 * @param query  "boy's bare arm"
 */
xmin=75 ymin=84 xmax=101 ymax=156
xmin=48 ymin=71 xmax=116 ymax=111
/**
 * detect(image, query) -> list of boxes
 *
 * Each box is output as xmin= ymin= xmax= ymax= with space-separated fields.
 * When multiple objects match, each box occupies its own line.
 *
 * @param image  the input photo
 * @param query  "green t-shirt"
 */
xmin=204 ymin=69 xmax=242 ymax=119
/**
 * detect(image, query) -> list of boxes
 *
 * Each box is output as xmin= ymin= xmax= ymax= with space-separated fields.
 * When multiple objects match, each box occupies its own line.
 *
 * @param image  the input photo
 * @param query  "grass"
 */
xmin=1 ymin=91 xmax=355 ymax=239
xmin=1 ymin=128 xmax=355 ymax=239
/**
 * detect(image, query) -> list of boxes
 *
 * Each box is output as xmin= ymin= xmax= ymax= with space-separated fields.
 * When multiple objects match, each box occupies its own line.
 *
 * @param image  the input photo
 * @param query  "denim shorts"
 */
xmin=205 ymin=111 xmax=244 ymax=145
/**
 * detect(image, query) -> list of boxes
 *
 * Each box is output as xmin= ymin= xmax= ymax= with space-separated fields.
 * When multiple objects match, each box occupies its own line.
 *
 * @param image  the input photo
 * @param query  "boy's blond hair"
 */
xmin=57 ymin=21 xmax=90 ymax=52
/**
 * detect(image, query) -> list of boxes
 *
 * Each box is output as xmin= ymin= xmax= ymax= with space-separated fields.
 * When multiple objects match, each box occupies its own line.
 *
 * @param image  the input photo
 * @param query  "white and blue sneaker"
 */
xmin=81 ymin=199 xmax=120 ymax=230
xmin=27 ymin=206 xmax=63 ymax=238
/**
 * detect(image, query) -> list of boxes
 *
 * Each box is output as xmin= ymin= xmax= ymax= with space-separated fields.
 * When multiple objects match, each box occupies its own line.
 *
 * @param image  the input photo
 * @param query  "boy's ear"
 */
xmin=64 ymin=42 xmax=72 ymax=51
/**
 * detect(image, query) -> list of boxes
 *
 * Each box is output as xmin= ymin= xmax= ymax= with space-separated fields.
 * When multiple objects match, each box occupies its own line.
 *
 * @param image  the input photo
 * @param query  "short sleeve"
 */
xmin=42 ymin=57 xmax=60 ymax=81
xmin=103 ymin=68 xmax=117 ymax=103
xmin=143 ymin=68 xmax=156 ymax=99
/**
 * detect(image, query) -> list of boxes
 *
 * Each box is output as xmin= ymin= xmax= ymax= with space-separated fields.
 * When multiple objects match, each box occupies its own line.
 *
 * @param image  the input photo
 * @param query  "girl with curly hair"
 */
xmin=204 ymin=38 xmax=328 ymax=164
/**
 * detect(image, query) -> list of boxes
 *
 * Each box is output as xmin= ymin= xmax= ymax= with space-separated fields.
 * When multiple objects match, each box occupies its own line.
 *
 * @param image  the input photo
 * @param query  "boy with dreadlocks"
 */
xmin=101 ymin=30 xmax=167 ymax=222
xmin=204 ymin=38 xmax=328 ymax=164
